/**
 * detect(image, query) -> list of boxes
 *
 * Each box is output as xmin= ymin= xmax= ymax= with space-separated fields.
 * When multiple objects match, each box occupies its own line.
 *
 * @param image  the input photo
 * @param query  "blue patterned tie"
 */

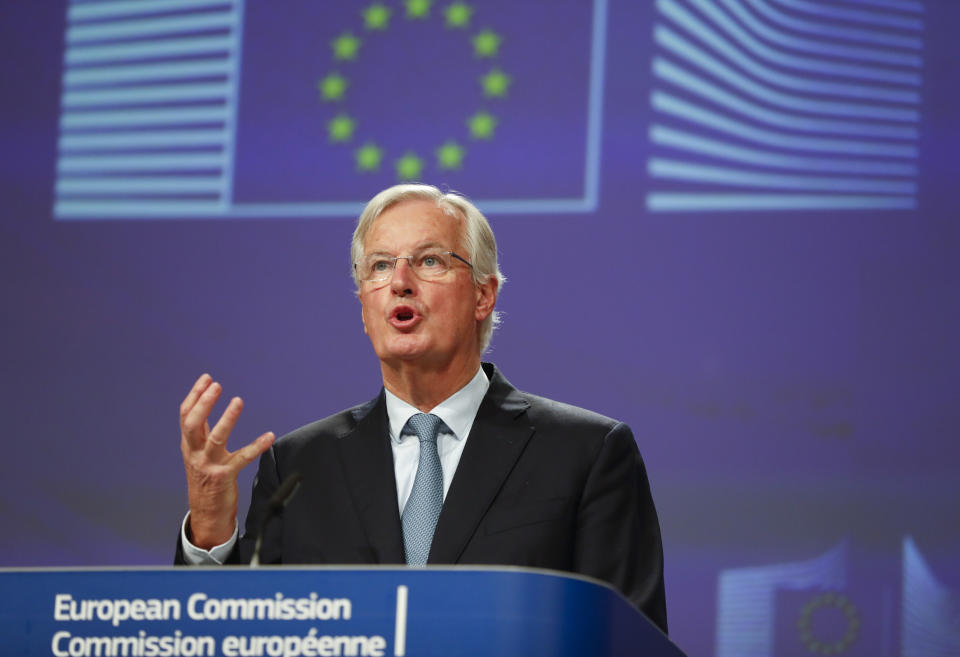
xmin=401 ymin=413 xmax=444 ymax=566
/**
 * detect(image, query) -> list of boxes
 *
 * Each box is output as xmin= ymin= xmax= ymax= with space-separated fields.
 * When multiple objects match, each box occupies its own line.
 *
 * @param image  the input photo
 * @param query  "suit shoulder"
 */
xmin=512 ymin=390 xmax=640 ymax=464
xmin=275 ymin=397 xmax=379 ymax=451
xmin=521 ymin=391 xmax=626 ymax=435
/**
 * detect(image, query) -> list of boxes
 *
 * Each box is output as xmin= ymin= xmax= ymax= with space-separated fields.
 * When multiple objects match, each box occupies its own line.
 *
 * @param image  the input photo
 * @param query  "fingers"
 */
xmin=180 ymin=373 xmax=211 ymax=421
xmin=206 ymin=396 xmax=244 ymax=453
xmin=181 ymin=375 xmax=274 ymax=473
xmin=181 ymin=377 xmax=222 ymax=451
xmin=230 ymin=432 xmax=276 ymax=470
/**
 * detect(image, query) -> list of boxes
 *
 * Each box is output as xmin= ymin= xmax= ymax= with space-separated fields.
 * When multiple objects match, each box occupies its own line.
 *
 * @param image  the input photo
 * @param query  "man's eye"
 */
xmin=371 ymin=259 xmax=392 ymax=272
xmin=420 ymin=254 xmax=442 ymax=268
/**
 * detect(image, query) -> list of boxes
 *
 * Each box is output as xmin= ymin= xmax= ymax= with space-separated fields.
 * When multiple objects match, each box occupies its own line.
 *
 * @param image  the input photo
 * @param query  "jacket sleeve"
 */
xmin=573 ymin=422 xmax=668 ymax=634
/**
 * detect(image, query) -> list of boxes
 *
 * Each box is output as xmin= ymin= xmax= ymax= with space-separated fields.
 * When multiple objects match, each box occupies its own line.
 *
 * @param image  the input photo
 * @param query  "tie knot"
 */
xmin=404 ymin=413 xmax=442 ymax=444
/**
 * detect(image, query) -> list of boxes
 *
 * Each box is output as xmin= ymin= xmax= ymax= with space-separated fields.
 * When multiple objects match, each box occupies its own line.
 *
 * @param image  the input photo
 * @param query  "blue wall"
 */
xmin=2 ymin=2 xmax=958 ymax=655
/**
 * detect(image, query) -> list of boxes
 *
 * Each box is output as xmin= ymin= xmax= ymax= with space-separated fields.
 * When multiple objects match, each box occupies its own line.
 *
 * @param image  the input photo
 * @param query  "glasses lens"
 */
xmin=359 ymin=251 xmax=454 ymax=282
xmin=360 ymin=256 xmax=394 ymax=282
xmin=415 ymin=251 xmax=451 ymax=278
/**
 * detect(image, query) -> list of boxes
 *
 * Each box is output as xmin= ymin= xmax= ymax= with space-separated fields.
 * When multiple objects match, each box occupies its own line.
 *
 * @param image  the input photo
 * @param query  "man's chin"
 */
xmin=376 ymin=336 xmax=432 ymax=363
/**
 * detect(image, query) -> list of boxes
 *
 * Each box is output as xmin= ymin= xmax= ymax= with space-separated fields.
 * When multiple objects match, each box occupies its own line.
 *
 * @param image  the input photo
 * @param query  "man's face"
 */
xmin=358 ymin=199 xmax=496 ymax=371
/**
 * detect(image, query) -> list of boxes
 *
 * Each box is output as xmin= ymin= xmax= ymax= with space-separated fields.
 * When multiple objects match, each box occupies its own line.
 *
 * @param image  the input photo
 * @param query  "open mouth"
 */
xmin=389 ymin=305 xmax=421 ymax=329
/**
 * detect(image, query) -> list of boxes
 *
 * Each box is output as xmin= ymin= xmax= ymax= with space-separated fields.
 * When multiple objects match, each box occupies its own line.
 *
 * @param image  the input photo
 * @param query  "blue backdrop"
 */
xmin=2 ymin=1 xmax=958 ymax=655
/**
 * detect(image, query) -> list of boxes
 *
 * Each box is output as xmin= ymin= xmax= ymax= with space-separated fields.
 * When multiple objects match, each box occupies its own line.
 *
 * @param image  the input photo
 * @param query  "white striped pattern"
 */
xmin=647 ymin=0 xmax=924 ymax=212
xmin=55 ymin=0 xmax=245 ymax=218
xmin=901 ymin=536 xmax=960 ymax=657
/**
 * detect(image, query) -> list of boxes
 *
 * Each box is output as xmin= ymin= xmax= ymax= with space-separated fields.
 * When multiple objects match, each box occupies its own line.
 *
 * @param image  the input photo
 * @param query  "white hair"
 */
xmin=351 ymin=184 xmax=506 ymax=353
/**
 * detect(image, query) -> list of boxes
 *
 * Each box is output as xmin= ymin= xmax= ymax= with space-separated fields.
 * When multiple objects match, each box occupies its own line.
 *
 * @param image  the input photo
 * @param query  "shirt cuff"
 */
xmin=180 ymin=511 xmax=238 ymax=565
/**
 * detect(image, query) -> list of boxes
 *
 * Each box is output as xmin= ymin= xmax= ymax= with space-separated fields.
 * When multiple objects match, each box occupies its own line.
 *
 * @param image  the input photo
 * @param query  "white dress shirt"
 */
xmin=181 ymin=367 xmax=489 ymax=564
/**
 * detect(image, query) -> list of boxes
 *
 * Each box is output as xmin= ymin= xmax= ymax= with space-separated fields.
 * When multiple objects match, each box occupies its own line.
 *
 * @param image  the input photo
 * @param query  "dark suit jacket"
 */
xmin=176 ymin=363 xmax=667 ymax=633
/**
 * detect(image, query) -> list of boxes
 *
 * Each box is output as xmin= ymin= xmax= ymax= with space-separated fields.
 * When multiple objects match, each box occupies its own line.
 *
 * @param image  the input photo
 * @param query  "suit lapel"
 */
xmin=336 ymin=393 xmax=406 ymax=563
xmin=429 ymin=366 xmax=532 ymax=564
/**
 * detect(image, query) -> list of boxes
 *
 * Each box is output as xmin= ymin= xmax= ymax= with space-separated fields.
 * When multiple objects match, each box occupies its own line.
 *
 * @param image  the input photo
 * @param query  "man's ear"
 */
xmin=359 ymin=295 xmax=369 ymax=334
xmin=474 ymin=275 xmax=498 ymax=321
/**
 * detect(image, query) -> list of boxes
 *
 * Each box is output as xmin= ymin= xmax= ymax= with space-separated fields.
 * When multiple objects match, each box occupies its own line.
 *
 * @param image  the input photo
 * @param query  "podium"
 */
xmin=0 ymin=566 xmax=685 ymax=656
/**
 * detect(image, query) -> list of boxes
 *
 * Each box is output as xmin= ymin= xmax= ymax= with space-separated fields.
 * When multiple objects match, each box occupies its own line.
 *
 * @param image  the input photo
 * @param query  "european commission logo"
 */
xmin=716 ymin=538 xmax=960 ymax=657
xmin=646 ymin=0 xmax=925 ymax=213
xmin=54 ymin=0 xmax=608 ymax=219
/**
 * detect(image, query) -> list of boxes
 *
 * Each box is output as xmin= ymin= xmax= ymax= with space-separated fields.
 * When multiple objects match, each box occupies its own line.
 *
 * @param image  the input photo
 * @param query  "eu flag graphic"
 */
xmin=772 ymin=587 xmax=889 ymax=657
xmin=56 ymin=0 xmax=605 ymax=219
xmin=717 ymin=538 xmax=960 ymax=657
xmin=232 ymin=0 xmax=600 ymax=209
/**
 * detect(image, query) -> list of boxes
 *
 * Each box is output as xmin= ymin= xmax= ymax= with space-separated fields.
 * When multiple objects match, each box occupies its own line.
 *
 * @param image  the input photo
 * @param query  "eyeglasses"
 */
xmin=355 ymin=250 xmax=473 ymax=283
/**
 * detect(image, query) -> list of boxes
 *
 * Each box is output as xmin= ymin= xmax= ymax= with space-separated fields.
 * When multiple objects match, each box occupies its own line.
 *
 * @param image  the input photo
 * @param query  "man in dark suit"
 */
xmin=177 ymin=184 xmax=667 ymax=633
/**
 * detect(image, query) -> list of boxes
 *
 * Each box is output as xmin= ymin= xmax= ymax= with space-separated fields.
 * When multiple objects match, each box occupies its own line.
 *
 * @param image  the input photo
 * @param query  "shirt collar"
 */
xmin=384 ymin=367 xmax=490 ymax=443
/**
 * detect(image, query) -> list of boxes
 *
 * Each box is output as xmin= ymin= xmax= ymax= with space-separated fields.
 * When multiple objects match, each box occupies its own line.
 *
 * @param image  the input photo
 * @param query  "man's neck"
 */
xmin=380 ymin=357 xmax=482 ymax=412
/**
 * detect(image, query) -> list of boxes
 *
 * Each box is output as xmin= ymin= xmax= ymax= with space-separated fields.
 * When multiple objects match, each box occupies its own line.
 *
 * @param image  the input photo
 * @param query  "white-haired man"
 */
xmin=177 ymin=184 xmax=668 ymax=633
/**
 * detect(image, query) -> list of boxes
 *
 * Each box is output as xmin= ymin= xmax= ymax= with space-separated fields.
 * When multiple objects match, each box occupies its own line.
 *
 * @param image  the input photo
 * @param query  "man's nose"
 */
xmin=390 ymin=257 xmax=416 ymax=294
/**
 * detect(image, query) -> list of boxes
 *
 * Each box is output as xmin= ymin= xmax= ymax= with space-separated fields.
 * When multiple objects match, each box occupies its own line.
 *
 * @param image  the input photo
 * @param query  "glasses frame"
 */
xmin=355 ymin=250 xmax=474 ymax=284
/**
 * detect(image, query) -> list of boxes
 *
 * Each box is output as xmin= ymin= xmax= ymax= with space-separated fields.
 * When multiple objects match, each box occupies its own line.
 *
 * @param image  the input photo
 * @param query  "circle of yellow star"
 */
xmin=320 ymin=0 xmax=512 ymax=179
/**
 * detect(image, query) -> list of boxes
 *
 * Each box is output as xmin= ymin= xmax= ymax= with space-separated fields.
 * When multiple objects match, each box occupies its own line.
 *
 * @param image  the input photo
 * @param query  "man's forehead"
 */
xmin=364 ymin=199 xmax=463 ymax=249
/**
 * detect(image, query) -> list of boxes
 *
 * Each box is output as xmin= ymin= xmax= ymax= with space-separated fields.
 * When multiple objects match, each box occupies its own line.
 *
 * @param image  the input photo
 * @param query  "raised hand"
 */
xmin=180 ymin=374 xmax=275 ymax=549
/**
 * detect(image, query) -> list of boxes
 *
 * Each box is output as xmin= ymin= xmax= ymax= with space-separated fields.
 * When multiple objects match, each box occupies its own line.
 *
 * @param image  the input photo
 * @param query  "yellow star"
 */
xmin=480 ymin=68 xmax=511 ymax=98
xmin=395 ymin=152 xmax=424 ymax=180
xmin=405 ymin=0 xmax=432 ymax=18
xmin=355 ymin=142 xmax=383 ymax=171
xmin=444 ymin=2 xmax=473 ymax=28
xmin=318 ymin=73 xmax=348 ymax=101
xmin=436 ymin=140 xmax=466 ymax=169
xmin=327 ymin=114 xmax=356 ymax=142
xmin=331 ymin=33 xmax=361 ymax=60
xmin=467 ymin=111 xmax=497 ymax=139
xmin=364 ymin=2 xmax=392 ymax=30
xmin=472 ymin=29 xmax=501 ymax=57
